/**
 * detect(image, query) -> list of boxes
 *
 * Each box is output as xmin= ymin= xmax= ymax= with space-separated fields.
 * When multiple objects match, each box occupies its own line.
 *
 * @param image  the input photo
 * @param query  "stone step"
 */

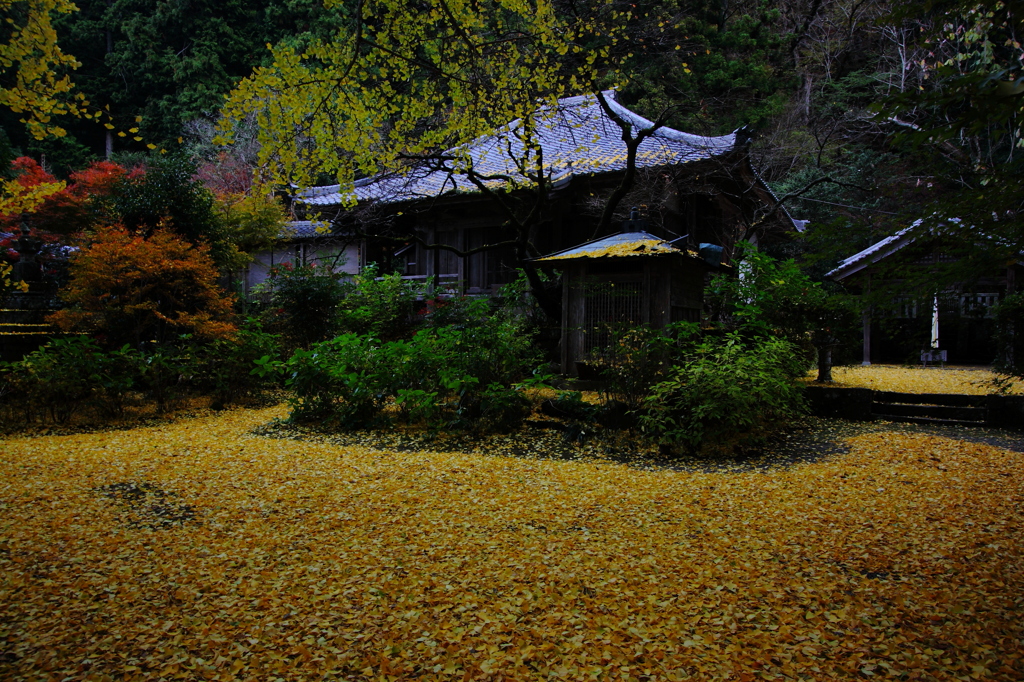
xmin=0 ymin=333 xmax=60 ymax=362
xmin=872 ymin=413 xmax=988 ymax=428
xmin=872 ymin=403 xmax=987 ymax=422
xmin=873 ymin=391 xmax=986 ymax=408
xmin=0 ymin=308 xmax=58 ymax=324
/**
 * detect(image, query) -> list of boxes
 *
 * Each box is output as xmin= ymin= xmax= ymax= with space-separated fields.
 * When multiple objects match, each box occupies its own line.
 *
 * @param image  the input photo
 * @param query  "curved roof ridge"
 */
xmin=296 ymin=91 xmax=745 ymax=208
xmin=600 ymin=91 xmax=737 ymax=149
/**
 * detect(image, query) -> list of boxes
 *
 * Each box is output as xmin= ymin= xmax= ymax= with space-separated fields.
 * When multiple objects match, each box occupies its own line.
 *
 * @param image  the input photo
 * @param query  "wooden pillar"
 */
xmin=862 ymin=308 xmax=872 ymax=366
xmin=642 ymin=263 xmax=651 ymax=325
xmin=860 ymin=275 xmax=872 ymax=365
xmin=560 ymin=268 xmax=571 ymax=375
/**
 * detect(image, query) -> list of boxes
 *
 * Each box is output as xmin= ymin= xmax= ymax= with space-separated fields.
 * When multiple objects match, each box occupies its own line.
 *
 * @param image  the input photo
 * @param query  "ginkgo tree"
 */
xmin=0 ymin=0 xmax=82 ymax=140
xmin=0 ymin=0 xmax=81 ymax=221
xmin=220 ymin=0 xmax=666 ymax=315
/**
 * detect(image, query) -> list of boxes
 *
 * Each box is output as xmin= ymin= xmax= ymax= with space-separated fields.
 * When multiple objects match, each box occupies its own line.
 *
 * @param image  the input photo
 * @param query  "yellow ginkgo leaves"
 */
xmin=805 ymin=363 xmax=1022 ymax=395
xmin=0 ymin=0 xmax=80 ymax=139
xmin=0 ymin=405 xmax=1022 ymax=680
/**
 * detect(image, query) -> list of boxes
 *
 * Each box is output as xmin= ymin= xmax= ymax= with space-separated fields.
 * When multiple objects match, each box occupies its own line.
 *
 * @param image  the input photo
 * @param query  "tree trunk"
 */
xmin=815 ymin=341 xmax=834 ymax=382
xmin=521 ymin=259 xmax=561 ymax=322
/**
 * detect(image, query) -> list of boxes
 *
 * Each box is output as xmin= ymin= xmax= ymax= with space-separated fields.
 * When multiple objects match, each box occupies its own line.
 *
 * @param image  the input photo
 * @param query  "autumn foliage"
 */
xmin=0 ymin=157 xmax=65 ymax=230
xmin=1 ymin=158 xmax=127 ymax=235
xmin=48 ymin=226 xmax=236 ymax=347
xmin=0 ymin=0 xmax=81 ymax=140
xmin=0 ymin=405 xmax=1022 ymax=680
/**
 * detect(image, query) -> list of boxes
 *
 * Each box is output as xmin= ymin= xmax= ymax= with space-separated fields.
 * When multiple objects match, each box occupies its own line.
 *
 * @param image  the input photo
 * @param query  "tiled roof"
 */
xmin=536 ymin=231 xmax=693 ymax=261
xmin=823 ymin=220 xmax=937 ymax=278
xmin=827 ymin=224 xmax=917 ymax=280
xmin=297 ymin=91 xmax=739 ymax=208
xmin=825 ymin=217 xmax=1010 ymax=281
xmin=283 ymin=220 xmax=333 ymax=239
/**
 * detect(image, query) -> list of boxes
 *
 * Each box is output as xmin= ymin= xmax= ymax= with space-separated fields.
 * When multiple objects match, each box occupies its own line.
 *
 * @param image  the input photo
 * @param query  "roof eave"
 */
xmin=827 ymin=231 xmax=917 ymax=280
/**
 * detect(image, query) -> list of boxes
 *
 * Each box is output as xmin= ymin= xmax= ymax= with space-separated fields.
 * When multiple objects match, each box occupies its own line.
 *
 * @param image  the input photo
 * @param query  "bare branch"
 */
xmin=358 ymin=229 xmax=521 ymax=258
xmin=746 ymin=175 xmax=875 ymax=238
xmin=590 ymin=91 xmax=673 ymax=239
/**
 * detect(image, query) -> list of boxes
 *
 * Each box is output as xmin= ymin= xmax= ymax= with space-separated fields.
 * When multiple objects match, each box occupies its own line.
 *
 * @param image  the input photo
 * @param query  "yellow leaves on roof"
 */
xmin=570 ymin=149 xmax=680 ymax=172
xmin=2 ymin=404 xmax=1023 ymax=679
xmin=541 ymin=239 xmax=680 ymax=260
xmin=805 ymin=364 xmax=1023 ymax=395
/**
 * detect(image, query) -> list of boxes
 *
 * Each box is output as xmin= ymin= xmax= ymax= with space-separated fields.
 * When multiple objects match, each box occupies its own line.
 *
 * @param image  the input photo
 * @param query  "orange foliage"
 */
xmin=196 ymin=150 xmax=252 ymax=195
xmin=1 ymin=158 xmax=128 ymax=234
xmin=48 ymin=226 xmax=236 ymax=347
xmin=8 ymin=156 xmax=57 ymax=188
xmin=68 ymin=159 xmax=129 ymax=196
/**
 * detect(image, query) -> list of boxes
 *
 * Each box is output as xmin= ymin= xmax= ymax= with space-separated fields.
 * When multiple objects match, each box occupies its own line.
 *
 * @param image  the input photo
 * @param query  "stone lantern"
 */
xmin=12 ymin=214 xmax=43 ymax=284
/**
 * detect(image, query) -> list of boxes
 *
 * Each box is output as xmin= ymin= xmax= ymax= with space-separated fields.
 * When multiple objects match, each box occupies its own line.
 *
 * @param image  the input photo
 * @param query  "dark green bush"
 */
xmin=640 ymin=333 xmax=808 ymax=456
xmin=420 ymin=295 xmax=492 ymax=329
xmin=0 ymin=320 xmax=285 ymax=426
xmin=706 ymin=244 xmax=855 ymax=378
xmin=91 ymin=344 xmax=144 ymax=418
xmin=1 ymin=336 xmax=114 ymax=423
xmin=993 ymin=292 xmax=1024 ymax=382
xmin=256 ymin=262 xmax=349 ymax=349
xmin=284 ymin=333 xmax=389 ymax=426
xmin=593 ymin=322 xmax=698 ymax=412
xmin=137 ymin=344 xmax=193 ymax=413
xmin=335 ymin=264 xmax=426 ymax=341
xmin=546 ymin=391 xmax=599 ymax=421
xmin=195 ymin=322 xmax=283 ymax=408
xmin=283 ymin=308 xmax=538 ymax=431
xmin=467 ymin=382 xmax=533 ymax=433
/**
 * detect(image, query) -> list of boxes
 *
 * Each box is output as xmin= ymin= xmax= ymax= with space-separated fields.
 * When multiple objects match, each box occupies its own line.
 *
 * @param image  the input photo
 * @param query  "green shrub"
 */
xmin=2 ymin=336 xmax=106 ymax=423
xmin=593 ymin=322 xmax=698 ymax=412
xmin=335 ymin=264 xmax=426 ymax=340
xmin=0 ymin=321 xmax=286 ymax=426
xmin=283 ymin=308 xmax=538 ymax=431
xmin=195 ymin=321 xmax=283 ymax=408
xmin=284 ymin=333 xmax=388 ymax=426
xmin=138 ymin=344 xmax=193 ymax=413
xmin=256 ymin=262 xmax=349 ymax=349
xmin=640 ymin=333 xmax=807 ymax=456
xmin=91 ymin=344 xmax=144 ymax=418
xmin=993 ymin=292 xmax=1024 ymax=381
xmin=547 ymin=391 xmax=599 ymax=421
xmin=465 ymin=383 xmax=533 ymax=433
xmin=706 ymin=243 xmax=854 ymax=379
xmin=420 ymin=295 xmax=492 ymax=329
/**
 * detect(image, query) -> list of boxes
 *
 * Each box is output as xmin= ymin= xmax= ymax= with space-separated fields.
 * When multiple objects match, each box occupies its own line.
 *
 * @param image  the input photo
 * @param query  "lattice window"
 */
xmin=962 ymin=293 xmax=1000 ymax=318
xmin=894 ymin=296 xmax=919 ymax=319
xmin=581 ymin=280 xmax=644 ymax=355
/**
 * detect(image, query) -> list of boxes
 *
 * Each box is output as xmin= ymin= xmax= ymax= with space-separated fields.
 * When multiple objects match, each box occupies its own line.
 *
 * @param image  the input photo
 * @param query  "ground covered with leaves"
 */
xmin=2 ymin=405 xmax=1023 ymax=681
xmin=804 ymin=364 xmax=1022 ymax=395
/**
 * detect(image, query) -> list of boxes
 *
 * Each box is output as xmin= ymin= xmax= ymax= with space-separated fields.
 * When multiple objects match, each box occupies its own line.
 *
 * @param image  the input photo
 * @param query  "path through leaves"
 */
xmin=1 ymin=405 xmax=1022 ymax=680
xmin=804 ymin=364 xmax=1022 ymax=395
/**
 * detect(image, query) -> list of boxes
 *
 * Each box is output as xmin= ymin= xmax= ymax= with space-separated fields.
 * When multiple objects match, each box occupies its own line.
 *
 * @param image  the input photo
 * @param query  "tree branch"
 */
xmin=359 ymin=229 xmax=521 ymax=258
xmin=744 ymin=175 xmax=875 ymax=239
xmin=589 ymin=91 xmax=672 ymax=239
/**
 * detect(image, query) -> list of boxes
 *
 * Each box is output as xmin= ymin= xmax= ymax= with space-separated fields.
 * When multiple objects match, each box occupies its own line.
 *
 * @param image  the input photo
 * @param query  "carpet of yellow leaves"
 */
xmin=2 ymin=405 xmax=1022 ymax=681
xmin=804 ymin=364 xmax=1022 ymax=395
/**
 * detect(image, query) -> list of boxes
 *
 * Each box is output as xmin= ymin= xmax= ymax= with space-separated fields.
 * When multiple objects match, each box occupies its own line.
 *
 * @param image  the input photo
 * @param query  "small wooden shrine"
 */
xmin=535 ymin=230 xmax=724 ymax=376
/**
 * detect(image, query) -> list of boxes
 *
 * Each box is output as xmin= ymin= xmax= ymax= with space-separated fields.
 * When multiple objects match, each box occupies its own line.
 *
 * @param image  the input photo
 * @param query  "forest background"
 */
xmin=2 ymin=0 xmax=1020 ymax=276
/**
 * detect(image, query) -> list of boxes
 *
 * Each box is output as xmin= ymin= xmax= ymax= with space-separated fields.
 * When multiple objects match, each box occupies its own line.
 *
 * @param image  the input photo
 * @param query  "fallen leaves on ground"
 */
xmin=1 ymin=405 xmax=1022 ymax=681
xmin=805 ymin=364 xmax=1022 ymax=395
